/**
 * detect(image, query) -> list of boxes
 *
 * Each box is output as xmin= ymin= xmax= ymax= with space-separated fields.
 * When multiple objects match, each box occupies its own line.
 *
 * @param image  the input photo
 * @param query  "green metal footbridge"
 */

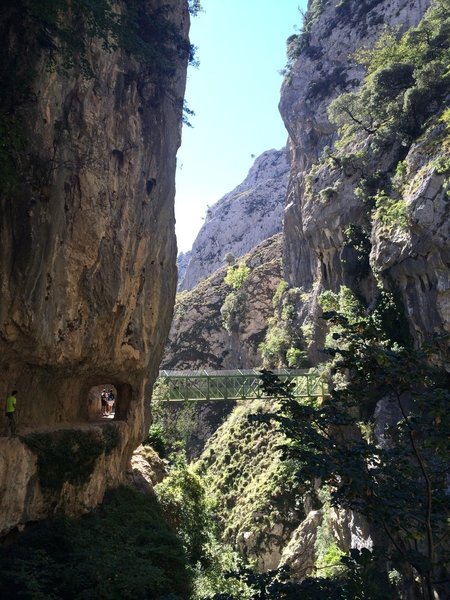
xmin=157 ymin=369 xmax=327 ymax=402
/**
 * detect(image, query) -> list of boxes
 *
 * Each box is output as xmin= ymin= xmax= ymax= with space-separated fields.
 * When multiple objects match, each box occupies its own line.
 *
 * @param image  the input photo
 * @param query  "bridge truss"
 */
xmin=156 ymin=369 xmax=327 ymax=402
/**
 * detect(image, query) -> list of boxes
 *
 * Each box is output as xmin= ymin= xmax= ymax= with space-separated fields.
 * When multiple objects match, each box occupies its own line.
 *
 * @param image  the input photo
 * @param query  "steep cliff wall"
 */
xmin=0 ymin=0 xmax=189 ymax=535
xmin=180 ymin=148 xmax=289 ymax=291
xmin=280 ymin=0 xmax=449 ymax=361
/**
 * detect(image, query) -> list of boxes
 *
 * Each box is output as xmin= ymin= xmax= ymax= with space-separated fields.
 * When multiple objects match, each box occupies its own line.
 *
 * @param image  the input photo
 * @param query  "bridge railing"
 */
xmin=156 ymin=369 xmax=327 ymax=402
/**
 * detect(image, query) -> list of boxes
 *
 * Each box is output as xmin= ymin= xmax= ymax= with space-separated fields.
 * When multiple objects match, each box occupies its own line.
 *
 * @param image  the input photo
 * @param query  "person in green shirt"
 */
xmin=5 ymin=390 xmax=17 ymax=437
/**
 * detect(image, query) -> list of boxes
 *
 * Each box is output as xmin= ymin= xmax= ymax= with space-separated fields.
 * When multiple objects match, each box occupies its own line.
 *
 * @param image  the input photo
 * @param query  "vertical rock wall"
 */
xmin=0 ymin=0 xmax=189 ymax=534
xmin=279 ymin=0 xmax=450 ymax=355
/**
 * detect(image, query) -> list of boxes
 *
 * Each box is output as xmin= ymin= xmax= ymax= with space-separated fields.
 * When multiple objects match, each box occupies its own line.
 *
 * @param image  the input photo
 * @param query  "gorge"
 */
xmin=0 ymin=1 xmax=449 ymax=599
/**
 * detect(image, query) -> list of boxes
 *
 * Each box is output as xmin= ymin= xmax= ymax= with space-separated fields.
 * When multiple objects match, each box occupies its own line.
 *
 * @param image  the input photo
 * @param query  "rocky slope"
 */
xmin=0 ymin=0 xmax=189 ymax=536
xmin=161 ymin=235 xmax=283 ymax=458
xmin=179 ymin=148 xmax=289 ymax=290
xmin=163 ymin=235 xmax=283 ymax=370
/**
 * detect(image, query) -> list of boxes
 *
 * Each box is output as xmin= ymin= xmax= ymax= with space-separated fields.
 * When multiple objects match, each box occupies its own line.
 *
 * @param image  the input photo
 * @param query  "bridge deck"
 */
xmin=157 ymin=369 xmax=327 ymax=402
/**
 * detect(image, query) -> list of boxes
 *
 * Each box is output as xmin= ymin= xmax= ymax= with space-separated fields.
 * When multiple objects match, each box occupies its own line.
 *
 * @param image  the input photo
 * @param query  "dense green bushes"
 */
xmin=329 ymin=1 xmax=450 ymax=153
xmin=16 ymin=0 xmax=196 ymax=77
xmin=259 ymin=282 xmax=310 ymax=368
xmin=220 ymin=263 xmax=250 ymax=332
xmin=0 ymin=486 xmax=191 ymax=599
xmin=253 ymin=291 xmax=449 ymax=600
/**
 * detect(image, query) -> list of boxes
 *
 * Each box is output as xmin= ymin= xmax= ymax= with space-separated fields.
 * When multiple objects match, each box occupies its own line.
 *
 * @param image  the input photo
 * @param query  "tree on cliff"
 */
xmin=254 ymin=304 xmax=449 ymax=600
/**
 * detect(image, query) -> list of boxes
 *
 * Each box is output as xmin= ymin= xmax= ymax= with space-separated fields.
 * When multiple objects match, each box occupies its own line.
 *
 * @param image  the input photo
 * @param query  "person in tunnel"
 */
xmin=107 ymin=390 xmax=115 ymax=415
xmin=101 ymin=388 xmax=108 ymax=416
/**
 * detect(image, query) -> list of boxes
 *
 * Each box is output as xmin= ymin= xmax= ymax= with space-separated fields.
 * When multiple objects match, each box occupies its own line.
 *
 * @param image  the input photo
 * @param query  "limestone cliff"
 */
xmin=0 ymin=0 xmax=189 ymax=536
xmin=280 ymin=0 xmax=449 ymax=363
xmin=163 ymin=235 xmax=283 ymax=370
xmin=179 ymin=148 xmax=289 ymax=291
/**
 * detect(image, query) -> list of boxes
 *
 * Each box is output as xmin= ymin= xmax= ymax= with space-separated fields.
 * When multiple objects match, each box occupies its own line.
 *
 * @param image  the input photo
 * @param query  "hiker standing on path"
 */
xmin=5 ymin=390 xmax=17 ymax=437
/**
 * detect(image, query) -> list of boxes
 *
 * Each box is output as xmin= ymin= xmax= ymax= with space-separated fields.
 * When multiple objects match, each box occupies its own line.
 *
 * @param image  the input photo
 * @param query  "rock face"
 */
xmin=163 ymin=235 xmax=283 ymax=370
xmin=176 ymin=250 xmax=192 ymax=288
xmin=0 ymin=0 xmax=189 ymax=535
xmin=179 ymin=148 xmax=289 ymax=290
xmin=279 ymin=0 xmax=450 ymax=361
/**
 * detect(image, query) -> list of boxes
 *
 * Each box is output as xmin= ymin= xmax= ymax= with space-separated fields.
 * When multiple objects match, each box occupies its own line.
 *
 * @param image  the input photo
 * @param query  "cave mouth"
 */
xmin=87 ymin=384 xmax=117 ymax=421
xmin=86 ymin=382 xmax=132 ymax=422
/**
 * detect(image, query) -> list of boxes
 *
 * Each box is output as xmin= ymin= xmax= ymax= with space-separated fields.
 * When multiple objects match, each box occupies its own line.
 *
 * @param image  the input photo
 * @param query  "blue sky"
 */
xmin=175 ymin=0 xmax=307 ymax=252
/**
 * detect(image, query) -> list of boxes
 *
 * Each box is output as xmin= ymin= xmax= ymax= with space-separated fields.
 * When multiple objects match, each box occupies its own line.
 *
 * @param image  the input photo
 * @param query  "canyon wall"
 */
xmin=280 ymin=0 xmax=449 ymax=361
xmin=180 ymin=148 xmax=289 ymax=291
xmin=167 ymin=0 xmax=448 ymax=587
xmin=0 ymin=0 xmax=189 ymax=535
xmin=164 ymin=235 xmax=283 ymax=370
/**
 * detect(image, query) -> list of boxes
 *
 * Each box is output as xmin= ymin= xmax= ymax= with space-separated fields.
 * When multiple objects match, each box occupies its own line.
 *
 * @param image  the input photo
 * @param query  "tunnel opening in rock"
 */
xmin=87 ymin=385 xmax=117 ymax=421
xmin=86 ymin=382 xmax=133 ymax=422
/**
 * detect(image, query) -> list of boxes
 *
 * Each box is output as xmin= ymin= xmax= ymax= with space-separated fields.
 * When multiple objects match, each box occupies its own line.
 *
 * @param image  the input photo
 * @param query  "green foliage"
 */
xmin=373 ymin=192 xmax=408 ymax=231
xmin=196 ymin=399 xmax=305 ymax=576
xmin=19 ymin=0 xmax=195 ymax=78
xmin=220 ymin=263 xmax=251 ymax=331
xmin=254 ymin=312 xmax=450 ymax=599
xmin=286 ymin=347 xmax=307 ymax=368
xmin=259 ymin=317 xmax=292 ymax=366
xmin=320 ymin=543 xmax=346 ymax=578
xmin=21 ymin=429 xmax=110 ymax=492
xmin=192 ymin=539 xmax=253 ymax=600
xmin=206 ymin=552 xmax=395 ymax=600
xmin=0 ymin=486 xmax=191 ymax=599
xmin=221 ymin=290 xmax=241 ymax=332
xmin=148 ymin=379 xmax=197 ymax=457
xmin=329 ymin=1 xmax=450 ymax=152
xmin=146 ymin=422 xmax=169 ymax=457
xmin=260 ymin=283 xmax=308 ymax=368
xmin=224 ymin=263 xmax=250 ymax=290
xmin=156 ymin=455 xmax=210 ymax=566
xmin=272 ymin=280 xmax=289 ymax=308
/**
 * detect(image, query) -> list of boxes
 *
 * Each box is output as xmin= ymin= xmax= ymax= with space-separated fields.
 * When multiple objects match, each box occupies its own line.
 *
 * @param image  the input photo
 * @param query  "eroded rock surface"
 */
xmin=164 ymin=235 xmax=283 ymax=370
xmin=0 ymin=0 xmax=189 ymax=535
xmin=180 ymin=148 xmax=289 ymax=291
xmin=279 ymin=0 xmax=449 ymax=360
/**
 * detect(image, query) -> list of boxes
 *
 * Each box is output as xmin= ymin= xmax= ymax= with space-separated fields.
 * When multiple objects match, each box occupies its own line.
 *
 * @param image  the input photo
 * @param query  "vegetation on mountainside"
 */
xmin=196 ymin=400 xmax=304 ymax=559
xmin=221 ymin=262 xmax=251 ymax=332
xmin=6 ymin=0 xmax=198 ymax=77
xmin=329 ymin=0 xmax=450 ymax=149
xmin=250 ymin=288 xmax=449 ymax=600
xmin=0 ymin=0 xmax=198 ymax=193
xmin=146 ymin=378 xmax=197 ymax=457
xmin=155 ymin=454 xmax=253 ymax=599
xmin=0 ymin=486 xmax=191 ymax=599
xmin=327 ymin=0 xmax=450 ymax=215
xmin=259 ymin=282 xmax=312 ymax=368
